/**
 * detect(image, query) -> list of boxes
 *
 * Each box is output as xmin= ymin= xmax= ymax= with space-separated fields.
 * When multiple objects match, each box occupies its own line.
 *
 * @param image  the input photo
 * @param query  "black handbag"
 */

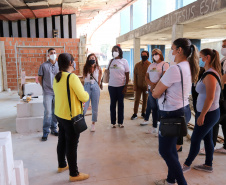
xmin=159 ymin=65 xmax=188 ymax=137
xmin=67 ymin=73 xmax=87 ymax=134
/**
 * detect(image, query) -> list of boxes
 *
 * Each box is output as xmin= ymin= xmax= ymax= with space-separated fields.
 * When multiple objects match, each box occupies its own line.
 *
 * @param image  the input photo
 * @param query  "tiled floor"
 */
xmin=0 ymin=87 xmax=226 ymax=185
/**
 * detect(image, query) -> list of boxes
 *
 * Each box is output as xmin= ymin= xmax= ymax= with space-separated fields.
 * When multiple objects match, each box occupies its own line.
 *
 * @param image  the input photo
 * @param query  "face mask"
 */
xmin=49 ymin=54 xmax=57 ymax=61
xmin=221 ymin=48 xmax=226 ymax=56
xmin=141 ymin=56 xmax=148 ymax=62
xmin=88 ymin=60 xmax=95 ymax=65
xmin=113 ymin=51 xmax=119 ymax=58
xmin=73 ymin=61 xmax=76 ymax=70
xmin=153 ymin=55 xmax=160 ymax=62
xmin=168 ymin=50 xmax=176 ymax=63
xmin=199 ymin=60 xmax=205 ymax=67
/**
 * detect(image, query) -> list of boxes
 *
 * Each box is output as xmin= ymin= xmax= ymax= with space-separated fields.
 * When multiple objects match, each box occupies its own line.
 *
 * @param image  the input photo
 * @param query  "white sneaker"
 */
xmin=90 ymin=124 xmax=95 ymax=132
xmin=215 ymin=147 xmax=226 ymax=154
xmin=146 ymin=127 xmax=157 ymax=136
xmin=140 ymin=121 xmax=149 ymax=126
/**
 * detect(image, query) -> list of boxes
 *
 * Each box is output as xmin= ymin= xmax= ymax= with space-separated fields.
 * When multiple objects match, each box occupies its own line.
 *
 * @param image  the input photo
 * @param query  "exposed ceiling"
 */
xmin=0 ymin=0 xmax=136 ymax=38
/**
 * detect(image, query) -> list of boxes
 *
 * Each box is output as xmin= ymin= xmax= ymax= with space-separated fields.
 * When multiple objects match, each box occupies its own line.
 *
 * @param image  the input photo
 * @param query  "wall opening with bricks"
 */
xmin=0 ymin=37 xmax=80 ymax=91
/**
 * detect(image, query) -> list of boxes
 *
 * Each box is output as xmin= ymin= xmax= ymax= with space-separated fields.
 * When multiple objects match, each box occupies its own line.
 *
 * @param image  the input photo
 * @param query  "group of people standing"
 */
xmin=37 ymin=38 xmax=226 ymax=184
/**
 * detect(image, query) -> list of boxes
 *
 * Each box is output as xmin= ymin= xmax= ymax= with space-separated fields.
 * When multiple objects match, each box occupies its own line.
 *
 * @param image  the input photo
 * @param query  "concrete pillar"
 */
xmin=46 ymin=17 xmax=52 ymax=38
xmin=172 ymin=24 xmax=183 ymax=43
xmin=63 ymin=15 xmax=69 ymax=38
xmin=71 ymin=14 xmax=77 ymax=38
xmin=130 ymin=5 xmax=133 ymax=31
xmin=133 ymin=38 xmax=140 ymax=65
xmin=147 ymin=0 xmax=152 ymax=23
xmin=0 ymin=41 xmax=8 ymax=91
xmin=79 ymin=35 xmax=87 ymax=75
xmin=55 ymin=16 xmax=61 ymax=38
xmin=30 ymin=19 xmax=36 ymax=38
xmin=176 ymin=0 xmax=183 ymax=10
xmin=38 ymin=18 xmax=44 ymax=38
xmin=21 ymin=20 xmax=27 ymax=38
xmin=3 ymin=21 xmax=9 ymax=37
xmin=12 ymin=22 xmax=18 ymax=37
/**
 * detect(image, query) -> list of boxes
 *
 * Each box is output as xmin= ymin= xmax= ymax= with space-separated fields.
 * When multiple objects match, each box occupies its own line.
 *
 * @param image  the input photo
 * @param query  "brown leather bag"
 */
xmin=102 ymin=59 xmax=114 ymax=83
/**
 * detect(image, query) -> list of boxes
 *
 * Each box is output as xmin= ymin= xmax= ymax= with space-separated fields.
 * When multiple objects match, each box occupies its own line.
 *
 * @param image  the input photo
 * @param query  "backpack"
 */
xmin=200 ymin=71 xmax=226 ymax=116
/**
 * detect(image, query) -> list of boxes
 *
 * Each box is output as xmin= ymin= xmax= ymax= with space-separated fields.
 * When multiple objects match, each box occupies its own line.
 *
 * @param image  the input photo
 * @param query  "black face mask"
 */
xmin=88 ymin=60 xmax=95 ymax=65
xmin=141 ymin=56 xmax=148 ymax=62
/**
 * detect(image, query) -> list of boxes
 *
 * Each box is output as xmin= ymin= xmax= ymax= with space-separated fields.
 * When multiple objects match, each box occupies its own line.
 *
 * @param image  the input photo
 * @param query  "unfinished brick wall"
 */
xmin=0 ymin=37 xmax=80 ymax=90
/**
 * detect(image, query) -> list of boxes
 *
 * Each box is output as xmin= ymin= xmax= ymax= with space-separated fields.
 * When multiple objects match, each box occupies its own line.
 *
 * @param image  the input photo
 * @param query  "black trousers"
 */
xmin=212 ymin=116 xmax=226 ymax=149
xmin=56 ymin=116 xmax=80 ymax=176
xmin=108 ymin=86 xmax=125 ymax=125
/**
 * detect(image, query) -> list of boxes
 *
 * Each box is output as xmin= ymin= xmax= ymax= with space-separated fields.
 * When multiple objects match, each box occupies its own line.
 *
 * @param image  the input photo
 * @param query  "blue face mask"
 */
xmin=199 ymin=60 xmax=205 ymax=67
xmin=73 ymin=61 xmax=76 ymax=70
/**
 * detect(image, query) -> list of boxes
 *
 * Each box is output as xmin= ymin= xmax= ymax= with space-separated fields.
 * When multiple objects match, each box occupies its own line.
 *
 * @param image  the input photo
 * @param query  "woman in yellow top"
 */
xmin=53 ymin=53 xmax=89 ymax=182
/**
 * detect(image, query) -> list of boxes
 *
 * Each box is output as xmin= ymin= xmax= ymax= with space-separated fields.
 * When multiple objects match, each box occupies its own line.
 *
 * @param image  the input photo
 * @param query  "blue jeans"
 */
xmin=185 ymin=108 xmax=220 ymax=167
xmin=159 ymin=105 xmax=191 ymax=185
xmin=43 ymin=94 xmax=57 ymax=137
xmin=108 ymin=86 xmax=124 ymax=125
xmin=84 ymin=82 xmax=100 ymax=122
xmin=145 ymin=90 xmax=159 ymax=128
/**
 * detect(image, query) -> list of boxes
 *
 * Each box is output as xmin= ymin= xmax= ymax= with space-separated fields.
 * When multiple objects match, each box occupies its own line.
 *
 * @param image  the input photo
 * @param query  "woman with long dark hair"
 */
xmin=83 ymin=53 xmax=102 ymax=132
xmin=108 ymin=45 xmax=129 ymax=128
xmin=53 ymin=53 xmax=89 ymax=182
xmin=152 ymin=38 xmax=199 ymax=185
xmin=183 ymin=49 xmax=221 ymax=173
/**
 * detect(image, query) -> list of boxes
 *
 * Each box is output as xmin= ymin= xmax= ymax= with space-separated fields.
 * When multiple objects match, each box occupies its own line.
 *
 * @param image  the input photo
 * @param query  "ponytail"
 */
xmin=173 ymin=38 xmax=200 ymax=83
xmin=211 ymin=49 xmax=221 ymax=78
xmin=188 ymin=44 xmax=200 ymax=83
xmin=55 ymin=71 xmax=62 ymax=82
xmin=200 ymin=48 xmax=222 ymax=78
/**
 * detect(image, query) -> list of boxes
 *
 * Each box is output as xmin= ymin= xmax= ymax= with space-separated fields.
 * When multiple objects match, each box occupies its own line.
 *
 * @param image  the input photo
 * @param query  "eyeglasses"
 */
xmin=152 ymin=53 xmax=158 ymax=56
xmin=222 ymin=45 xmax=226 ymax=48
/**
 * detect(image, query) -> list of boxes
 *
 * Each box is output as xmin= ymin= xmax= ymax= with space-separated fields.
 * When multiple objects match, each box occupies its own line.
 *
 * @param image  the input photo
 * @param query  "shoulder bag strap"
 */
xmin=67 ymin=73 xmax=83 ymax=118
xmin=201 ymin=71 xmax=222 ymax=89
xmin=177 ymin=65 xmax=185 ymax=110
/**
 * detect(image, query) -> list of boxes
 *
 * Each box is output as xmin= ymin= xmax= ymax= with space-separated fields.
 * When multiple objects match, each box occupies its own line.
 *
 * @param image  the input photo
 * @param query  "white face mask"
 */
xmin=153 ymin=55 xmax=160 ymax=62
xmin=49 ymin=54 xmax=57 ymax=61
xmin=221 ymin=48 xmax=226 ymax=56
xmin=73 ymin=61 xmax=76 ymax=70
xmin=168 ymin=50 xmax=176 ymax=63
xmin=113 ymin=51 xmax=119 ymax=58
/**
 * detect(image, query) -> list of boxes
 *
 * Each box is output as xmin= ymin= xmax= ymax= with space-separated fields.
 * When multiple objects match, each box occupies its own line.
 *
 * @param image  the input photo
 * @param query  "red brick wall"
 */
xmin=0 ymin=37 xmax=80 ymax=90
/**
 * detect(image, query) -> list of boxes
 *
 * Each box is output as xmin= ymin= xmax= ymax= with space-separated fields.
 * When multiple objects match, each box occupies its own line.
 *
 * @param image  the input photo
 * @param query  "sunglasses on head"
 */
xmin=152 ymin=53 xmax=158 ymax=56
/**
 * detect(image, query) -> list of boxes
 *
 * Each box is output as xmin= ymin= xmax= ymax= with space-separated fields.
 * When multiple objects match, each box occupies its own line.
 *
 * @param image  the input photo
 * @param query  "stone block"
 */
xmin=0 ymin=146 xmax=5 ymax=185
xmin=23 ymin=83 xmax=42 ymax=97
xmin=0 ymin=132 xmax=14 ymax=185
xmin=17 ymin=98 xmax=44 ymax=118
xmin=24 ymin=169 xmax=29 ymax=185
xmin=14 ymin=160 xmax=25 ymax=185
xmin=16 ymin=117 xmax=43 ymax=133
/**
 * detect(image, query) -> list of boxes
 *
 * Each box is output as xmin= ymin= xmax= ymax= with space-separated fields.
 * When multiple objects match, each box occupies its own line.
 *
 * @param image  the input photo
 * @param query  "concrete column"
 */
xmin=172 ymin=24 xmax=183 ymax=43
xmin=176 ymin=0 xmax=183 ymax=10
xmin=38 ymin=18 xmax=44 ymax=38
xmin=0 ymin=41 xmax=8 ymax=91
xmin=130 ymin=5 xmax=133 ymax=31
xmin=46 ymin=17 xmax=52 ymax=38
xmin=3 ymin=21 xmax=9 ymax=37
xmin=55 ymin=16 xmax=61 ymax=38
xmin=30 ymin=19 xmax=36 ymax=38
xmin=147 ymin=0 xmax=152 ymax=23
xmin=79 ymin=35 xmax=87 ymax=75
xmin=71 ymin=14 xmax=77 ymax=38
xmin=12 ymin=22 xmax=18 ymax=37
xmin=63 ymin=15 xmax=69 ymax=38
xmin=133 ymin=38 xmax=140 ymax=65
xmin=21 ymin=20 xmax=27 ymax=37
